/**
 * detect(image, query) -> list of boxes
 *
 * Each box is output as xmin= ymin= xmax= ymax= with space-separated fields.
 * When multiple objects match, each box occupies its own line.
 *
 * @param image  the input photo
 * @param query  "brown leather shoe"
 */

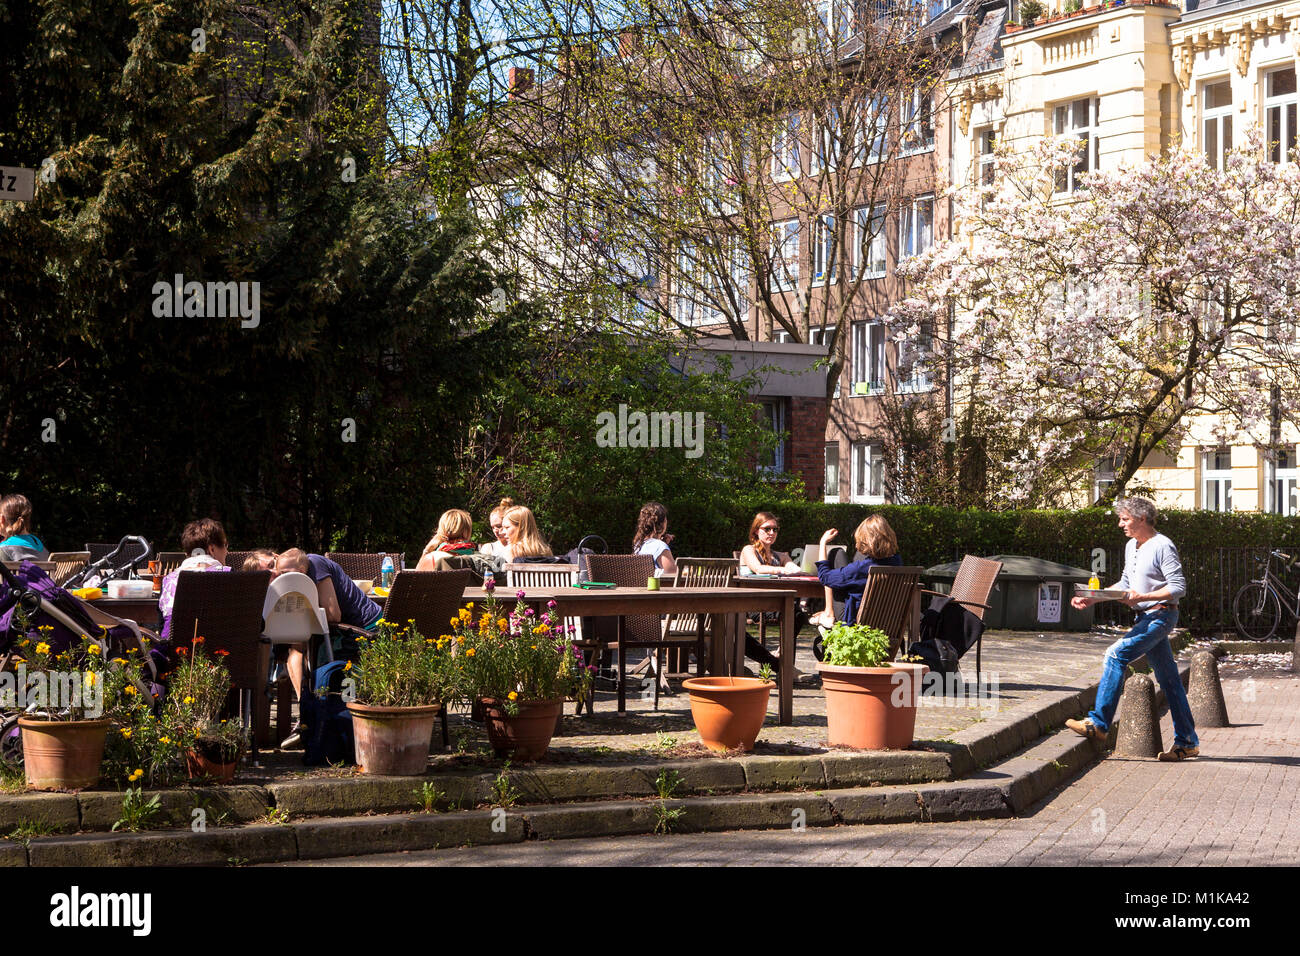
xmin=1157 ymin=746 xmax=1199 ymax=761
xmin=1065 ymin=717 xmax=1108 ymax=742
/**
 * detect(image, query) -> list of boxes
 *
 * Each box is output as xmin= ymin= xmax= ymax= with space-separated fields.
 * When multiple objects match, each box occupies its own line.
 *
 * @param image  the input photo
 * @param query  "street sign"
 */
xmin=0 ymin=166 xmax=36 ymax=202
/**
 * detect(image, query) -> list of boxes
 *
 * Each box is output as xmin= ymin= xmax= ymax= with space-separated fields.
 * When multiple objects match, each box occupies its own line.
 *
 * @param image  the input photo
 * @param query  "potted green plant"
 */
xmin=1019 ymin=0 xmax=1044 ymax=23
xmin=456 ymin=590 xmax=593 ymax=761
xmin=682 ymin=663 xmax=774 ymax=752
xmin=164 ymin=636 xmax=244 ymax=782
xmin=816 ymin=623 xmax=927 ymax=750
xmin=347 ymin=619 xmax=459 ymax=775
xmin=12 ymin=624 xmax=131 ymax=790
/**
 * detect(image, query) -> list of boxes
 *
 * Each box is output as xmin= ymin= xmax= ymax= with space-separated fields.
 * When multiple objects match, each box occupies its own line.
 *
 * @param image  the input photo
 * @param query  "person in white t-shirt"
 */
xmin=632 ymin=501 xmax=677 ymax=577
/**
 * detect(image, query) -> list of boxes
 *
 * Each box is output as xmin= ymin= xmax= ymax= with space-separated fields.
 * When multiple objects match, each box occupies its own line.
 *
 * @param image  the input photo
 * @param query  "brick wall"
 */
xmin=789 ymin=396 xmax=828 ymax=500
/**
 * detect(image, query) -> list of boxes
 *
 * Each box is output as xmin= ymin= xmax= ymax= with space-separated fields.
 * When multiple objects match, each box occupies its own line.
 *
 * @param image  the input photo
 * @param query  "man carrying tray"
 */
xmin=1067 ymin=496 xmax=1199 ymax=761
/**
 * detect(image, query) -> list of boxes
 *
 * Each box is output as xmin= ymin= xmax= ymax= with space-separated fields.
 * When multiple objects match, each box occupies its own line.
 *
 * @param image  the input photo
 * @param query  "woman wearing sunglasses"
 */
xmin=739 ymin=512 xmax=804 ymax=576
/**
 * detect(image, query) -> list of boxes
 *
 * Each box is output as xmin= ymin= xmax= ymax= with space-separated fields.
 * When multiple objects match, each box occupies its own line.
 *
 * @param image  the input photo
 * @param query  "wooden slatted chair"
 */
xmin=854 ymin=566 xmax=925 ymax=660
xmin=167 ymin=570 xmax=272 ymax=757
xmin=585 ymin=553 xmax=703 ymax=712
xmin=382 ymin=569 xmax=473 ymax=749
xmin=155 ymin=551 xmax=186 ymax=577
xmin=663 ymin=557 xmax=736 ymax=678
xmin=919 ymin=555 xmax=1002 ymax=683
xmin=505 ymin=563 xmax=589 ymax=714
xmin=48 ymin=552 xmax=89 ymax=587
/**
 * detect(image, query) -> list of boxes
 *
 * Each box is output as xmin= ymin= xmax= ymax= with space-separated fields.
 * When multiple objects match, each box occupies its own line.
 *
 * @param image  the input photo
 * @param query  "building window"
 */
xmin=1202 ymin=80 xmax=1233 ymax=171
xmin=853 ymin=204 xmax=887 ymax=277
xmin=1266 ymin=446 xmax=1299 ymax=515
xmin=772 ymin=112 xmax=801 ymax=180
xmin=852 ymin=320 xmax=886 ymax=393
xmin=856 ymin=95 xmax=888 ymax=165
xmin=851 ymin=442 xmax=885 ymax=502
xmin=1053 ymin=96 xmax=1101 ymax=193
xmin=673 ymin=242 xmax=700 ymax=326
xmin=1202 ymin=448 xmax=1233 ymax=512
xmin=813 ymin=214 xmax=836 ymax=284
xmin=977 ymin=126 xmax=996 ymax=207
xmin=810 ymin=326 xmax=842 ymax=398
xmin=824 ymin=443 xmax=841 ymax=502
xmin=902 ymin=87 xmax=933 ymax=152
xmin=1093 ymin=456 xmax=1118 ymax=503
xmin=1265 ymin=66 xmax=1298 ymax=164
xmin=813 ymin=108 xmax=840 ymax=173
xmin=759 ymin=400 xmax=786 ymax=472
xmin=773 ymin=329 xmax=795 ymax=343
xmin=896 ymin=322 xmax=930 ymax=391
xmin=899 ymin=196 xmax=933 ymax=259
xmin=770 ymin=219 xmax=799 ymax=290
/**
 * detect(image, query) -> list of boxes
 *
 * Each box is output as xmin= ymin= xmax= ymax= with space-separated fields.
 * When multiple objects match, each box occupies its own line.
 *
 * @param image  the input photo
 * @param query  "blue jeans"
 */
xmin=1087 ymin=607 xmax=1199 ymax=749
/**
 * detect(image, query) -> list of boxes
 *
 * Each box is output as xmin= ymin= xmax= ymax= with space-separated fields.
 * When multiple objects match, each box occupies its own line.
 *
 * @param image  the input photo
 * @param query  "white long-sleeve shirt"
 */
xmin=1117 ymin=533 xmax=1186 ymax=611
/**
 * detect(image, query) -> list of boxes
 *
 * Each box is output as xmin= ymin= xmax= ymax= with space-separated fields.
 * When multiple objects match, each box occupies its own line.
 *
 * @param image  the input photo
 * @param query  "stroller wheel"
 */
xmin=1 ymin=715 xmax=23 ymax=766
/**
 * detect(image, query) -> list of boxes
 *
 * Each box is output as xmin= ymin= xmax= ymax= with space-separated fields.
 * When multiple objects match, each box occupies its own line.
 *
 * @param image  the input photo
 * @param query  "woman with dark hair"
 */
xmin=633 ymin=501 xmax=677 ymax=577
xmin=0 ymin=494 xmax=48 ymax=562
xmin=158 ymin=518 xmax=231 ymax=641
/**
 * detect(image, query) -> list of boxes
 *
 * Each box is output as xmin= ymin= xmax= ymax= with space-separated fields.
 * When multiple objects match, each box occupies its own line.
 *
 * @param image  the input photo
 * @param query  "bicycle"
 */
xmin=1232 ymin=549 xmax=1300 ymax=640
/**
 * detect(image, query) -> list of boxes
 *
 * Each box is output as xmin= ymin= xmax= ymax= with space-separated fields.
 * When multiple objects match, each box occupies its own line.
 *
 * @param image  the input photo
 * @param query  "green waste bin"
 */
xmin=923 ymin=555 xmax=1096 ymax=632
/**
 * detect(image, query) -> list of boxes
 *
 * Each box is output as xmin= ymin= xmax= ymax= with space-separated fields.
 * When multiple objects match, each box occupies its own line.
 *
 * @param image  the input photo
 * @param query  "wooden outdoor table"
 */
xmin=461 ymin=585 xmax=799 ymax=724
xmin=92 ymin=596 xmax=162 ymax=629
xmin=732 ymin=575 xmax=825 ymax=599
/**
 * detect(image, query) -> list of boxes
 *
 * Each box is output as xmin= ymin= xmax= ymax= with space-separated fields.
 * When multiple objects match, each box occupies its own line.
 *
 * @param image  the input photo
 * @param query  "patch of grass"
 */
xmin=0 ymin=761 xmax=25 ymax=794
xmin=227 ymin=856 xmax=249 ymax=867
xmin=112 ymin=786 xmax=163 ymax=833
xmin=189 ymin=794 xmax=232 ymax=829
xmin=652 ymin=768 xmax=686 ymax=835
xmin=492 ymin=763 xmax=520 ymax=809
xmin=259 ymin=807 xmax=292 ymax=826
xmin=654 ymin=731 xmax=678 ymax=753
xmin=5 ymin=820 xmax=58 ymax=846
xmin=414 ymin=781 xmax=447 ymax=813
xmin=654 ymin=768 xmax=683 ymax=800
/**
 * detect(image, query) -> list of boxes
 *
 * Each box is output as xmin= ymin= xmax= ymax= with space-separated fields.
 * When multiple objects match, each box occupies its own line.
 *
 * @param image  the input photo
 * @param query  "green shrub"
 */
xmin=820 ymin=624 xmax=892 ymax=668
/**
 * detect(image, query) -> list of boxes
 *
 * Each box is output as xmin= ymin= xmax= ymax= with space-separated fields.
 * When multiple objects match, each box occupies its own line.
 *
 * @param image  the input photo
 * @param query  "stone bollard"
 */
xmin=1114 ymin=673 xmax=1162 ymax=758
xmin=1293 ymin=620 xmax=1300 ymax=673
xmin=1188 ymin=650 xmax=1230 ymax=728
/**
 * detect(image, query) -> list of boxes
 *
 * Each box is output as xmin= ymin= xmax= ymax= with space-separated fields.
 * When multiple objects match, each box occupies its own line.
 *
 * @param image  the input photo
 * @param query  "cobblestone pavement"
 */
xmin=296 ymin=658 xmax=1299 ymax=866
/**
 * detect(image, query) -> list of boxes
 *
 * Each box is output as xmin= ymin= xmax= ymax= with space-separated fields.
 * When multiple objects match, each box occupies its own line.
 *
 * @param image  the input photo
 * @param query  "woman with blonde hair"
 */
xmin=479 ymin=497 xmax=515 ymax=560
xmin=416 ymin=509 xmax=477 ymax=570
xmin=502 ymin=504 xmax=552 ymax=561
xmin=812 ymin=514 xmax=903 ymax=631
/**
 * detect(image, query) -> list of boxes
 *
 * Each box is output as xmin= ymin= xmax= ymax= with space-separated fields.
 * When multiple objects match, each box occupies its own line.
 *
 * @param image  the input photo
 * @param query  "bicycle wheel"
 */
xmin=1233 ymin=583 xmax=1283 ymax=640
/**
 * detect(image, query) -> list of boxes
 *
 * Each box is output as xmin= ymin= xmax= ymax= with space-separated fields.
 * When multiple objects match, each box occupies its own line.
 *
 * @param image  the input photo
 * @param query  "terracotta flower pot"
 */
xmin=18 ymin=717 xmax=111 ymax=790
xmin=817 ymin=663 xmax=928 ymax=750
xmin=185 ymin=749 xmax=238 ymax=784
xmin=481 ymin=698 xmax=563 ymax=761
xmin=346 ymin=702 xmax=441 ymax=775
xmin=681 ymin=676 xmax=773 ymax=752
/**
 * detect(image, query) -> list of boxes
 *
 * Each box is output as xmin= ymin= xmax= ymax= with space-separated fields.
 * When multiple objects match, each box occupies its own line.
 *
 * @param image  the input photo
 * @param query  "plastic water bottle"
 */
xmin=381 ymin=556 xmax=395 ymax=589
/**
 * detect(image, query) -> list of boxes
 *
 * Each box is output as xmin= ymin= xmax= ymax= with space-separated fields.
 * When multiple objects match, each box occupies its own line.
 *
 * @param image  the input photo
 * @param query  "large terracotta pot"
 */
xmin=681 ymin=677 xmax=773 ymax=752
xmin=346 ymin=702 xmax=441 ymax=775
xmin=18 ymin=717 xmax=111 ymax=790
xmin=817 ymin=663 xmax=928 ymax=750
xmin=481 ymin=698 xmax=563 ymax=761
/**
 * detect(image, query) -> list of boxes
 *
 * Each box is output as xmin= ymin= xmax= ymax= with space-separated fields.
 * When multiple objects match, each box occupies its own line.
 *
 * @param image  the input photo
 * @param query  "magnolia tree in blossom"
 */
xmin=890 ymin=128 xmax=1300 ymax=505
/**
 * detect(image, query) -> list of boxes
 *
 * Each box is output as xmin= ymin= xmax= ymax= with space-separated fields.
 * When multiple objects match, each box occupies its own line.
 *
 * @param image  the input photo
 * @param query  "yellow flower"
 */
xmin=112 ymin=658 xmax=127 ymax=665
xmin=497 ymin=618 xmax=508 ymax=630
xmin=37 ymin=625 xmax=54 ymax=634
xmin=425 ymin=638 xmax=434 ymax=645
xmin=183 ymin=696 xmax=194 ymax=705
xmin=35 ymin=642 xmax=50 ymax=655
xmin=159 ymin=736 xmax=171 ymax=744
xmin=344 ymin=661 xmax=353 ymax=671
xmin=120 ymin=728 xmax=133 ymax=739
xmin=456 ymin=636 xmax=464 ymax=646
xmin=450 ymin=618 xmax=459 ymax=627
xmin=123 ymin=685 xmax=137 ymax=696
xmin=507 ymin=691 xmax=518 ymax=701
xmin=466 ymin=602 xmax=474 ymax=609
xmin=87 ymin=644 xmax=102 ymax=656
xmin=375 ymin=618 xmax=387 ymax=626
xmin=465 ymin=648 xmax=476 ymax=657
xmin=129 ymin=769 xmax=143 ymax=782
xmin=83 ymin=672 xmax=97 ymax=687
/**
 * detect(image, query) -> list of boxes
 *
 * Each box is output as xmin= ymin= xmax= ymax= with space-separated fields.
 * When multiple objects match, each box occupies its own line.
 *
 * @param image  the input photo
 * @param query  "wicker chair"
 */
xmin=855 ymin=566 xmax=925 ymax=660
xmin=167 ymin=570 xmax=272 ymax=756
xmin=47 ymin=552 xmax=89 ymax=587
xmin=919 ymin=555 xmax=1002 ymax=683
xmin=86 ymin=540 xmax=152 ymax=567
xmin=225 ymin=550 xmax=258 ymax=570
xmin=663 ymin=557 xmax=736 ymax=677
xmin=382 ymin=569 xmax=473 ymax=749
xmin=585 ymin=553 xmax=701 ymax=712
xmin=327 ymin=552 xmax=404 ymax=581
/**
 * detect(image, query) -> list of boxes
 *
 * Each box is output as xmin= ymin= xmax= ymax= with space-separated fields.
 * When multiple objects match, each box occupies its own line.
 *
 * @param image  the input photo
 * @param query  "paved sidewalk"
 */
xmin=294 ymin=658 xmax=1300 ymax=866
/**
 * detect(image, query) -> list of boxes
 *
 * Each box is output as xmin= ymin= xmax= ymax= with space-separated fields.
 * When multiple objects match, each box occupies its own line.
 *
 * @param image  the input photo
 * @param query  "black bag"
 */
xmin=563 ymin=535 xmax=608 ymax=581
xmin=302 ymin=660 xmax=355 ymax=766
xmin=906 ymin=638 xmax=961 ymax=675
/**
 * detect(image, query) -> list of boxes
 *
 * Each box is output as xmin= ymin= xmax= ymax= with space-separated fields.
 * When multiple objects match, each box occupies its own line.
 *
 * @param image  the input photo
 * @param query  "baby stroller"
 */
xmin=0 ymin=561 xmax=157 ymax=766
xmin=63 ymin=535 xmax=153 ymax=589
